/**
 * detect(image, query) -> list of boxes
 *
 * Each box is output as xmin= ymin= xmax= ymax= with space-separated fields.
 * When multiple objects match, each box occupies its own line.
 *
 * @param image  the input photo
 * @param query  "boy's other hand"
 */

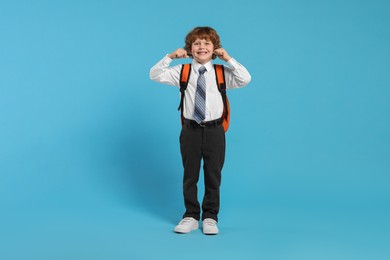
xmin=168 ymin=48 xmax=189 ymax=59
xmin=214 ymin=48 xmax=232 ymax=62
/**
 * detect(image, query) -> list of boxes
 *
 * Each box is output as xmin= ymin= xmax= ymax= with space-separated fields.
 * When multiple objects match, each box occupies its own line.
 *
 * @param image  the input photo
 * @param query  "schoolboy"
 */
xmin=150 ymin=27 xmax=251 ymax=235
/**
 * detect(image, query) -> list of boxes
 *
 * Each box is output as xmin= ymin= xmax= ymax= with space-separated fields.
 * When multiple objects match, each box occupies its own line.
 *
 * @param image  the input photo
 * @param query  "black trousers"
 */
xmin=179 ymin=120 xmax=226 ymax=222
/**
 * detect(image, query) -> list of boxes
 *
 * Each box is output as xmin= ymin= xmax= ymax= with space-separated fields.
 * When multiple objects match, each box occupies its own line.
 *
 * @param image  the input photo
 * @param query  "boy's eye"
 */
xmin=193 ymin=42 xmax=211 ymax=46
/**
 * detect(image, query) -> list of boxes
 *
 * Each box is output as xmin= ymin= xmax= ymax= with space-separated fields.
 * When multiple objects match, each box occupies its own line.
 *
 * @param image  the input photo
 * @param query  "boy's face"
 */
xmin=191 ymin=38 xmax=214 ymax=64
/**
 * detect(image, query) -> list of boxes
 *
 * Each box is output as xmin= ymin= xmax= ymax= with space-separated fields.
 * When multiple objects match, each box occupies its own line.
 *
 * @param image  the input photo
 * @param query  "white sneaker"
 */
xmin=174 ymin=217 xmax=199 ymax=233
xmin=202 ymin=218 xmax=219 ymax=235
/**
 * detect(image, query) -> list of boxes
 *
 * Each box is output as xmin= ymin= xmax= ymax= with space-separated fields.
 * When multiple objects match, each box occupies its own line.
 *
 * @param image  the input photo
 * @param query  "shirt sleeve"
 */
xmin=149 ymin=55 xmax=182 ymax=87
xmin=224 ymin=58 xmax=252 ymax=89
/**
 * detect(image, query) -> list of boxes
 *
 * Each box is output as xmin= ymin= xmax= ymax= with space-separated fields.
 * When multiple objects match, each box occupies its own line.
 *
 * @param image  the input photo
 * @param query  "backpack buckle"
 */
xmin=219 ymin=83 xmax=226 ymax=94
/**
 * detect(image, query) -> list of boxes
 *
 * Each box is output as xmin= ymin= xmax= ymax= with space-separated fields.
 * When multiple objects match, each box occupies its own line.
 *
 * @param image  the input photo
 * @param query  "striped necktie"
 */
xmin=193 ymin=66 xmax=207 ymax=124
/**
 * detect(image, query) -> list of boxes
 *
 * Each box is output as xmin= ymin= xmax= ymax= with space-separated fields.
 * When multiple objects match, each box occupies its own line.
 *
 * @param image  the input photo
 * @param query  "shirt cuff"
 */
xmin=226 ymin=58 xmax=238 ymax=70
xmin=163 ymin=54 xmax=173 ymax=64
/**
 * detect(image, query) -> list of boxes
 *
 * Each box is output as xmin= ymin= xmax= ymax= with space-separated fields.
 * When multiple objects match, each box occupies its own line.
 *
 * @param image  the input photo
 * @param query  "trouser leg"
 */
xmin=201 ymin=125 xmax=225 ymax=222
xmin=180 ymin=125 xmax=202 ymax=220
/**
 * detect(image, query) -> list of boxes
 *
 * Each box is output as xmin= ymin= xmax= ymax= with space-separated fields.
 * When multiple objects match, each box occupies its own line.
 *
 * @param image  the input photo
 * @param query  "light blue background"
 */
xmin=1 ymin=0 xmax=389 ymax=259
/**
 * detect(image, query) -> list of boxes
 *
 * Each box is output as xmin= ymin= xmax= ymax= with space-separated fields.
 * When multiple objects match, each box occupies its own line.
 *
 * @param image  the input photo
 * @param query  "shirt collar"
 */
xmin=191 ymin=59 xmax=213 ymax=75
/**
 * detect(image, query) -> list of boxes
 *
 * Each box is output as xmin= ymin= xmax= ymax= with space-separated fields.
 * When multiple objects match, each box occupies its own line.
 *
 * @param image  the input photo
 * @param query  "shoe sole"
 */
xmin=174 ymin=229 xmax=197 ymax=234
xmin=203 ymin=230 xmax=218 ymax=235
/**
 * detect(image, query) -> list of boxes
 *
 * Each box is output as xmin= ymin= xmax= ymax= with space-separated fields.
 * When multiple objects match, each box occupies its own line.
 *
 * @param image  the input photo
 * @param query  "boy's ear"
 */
xmin=184 ymin=46 xmax=192 ymax=57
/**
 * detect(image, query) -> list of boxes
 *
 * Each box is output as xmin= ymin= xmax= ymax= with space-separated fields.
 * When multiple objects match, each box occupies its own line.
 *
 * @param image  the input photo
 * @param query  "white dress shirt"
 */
xmin=150 ymin=55 xmax=251 ymax=121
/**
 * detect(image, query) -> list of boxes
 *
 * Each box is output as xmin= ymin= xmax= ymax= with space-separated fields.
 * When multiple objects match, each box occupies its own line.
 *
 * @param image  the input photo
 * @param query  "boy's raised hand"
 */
xmin=168 ymin=48 xmax=189 ymax=59
xmin=214 ymin=48 xmax=232 ymax=62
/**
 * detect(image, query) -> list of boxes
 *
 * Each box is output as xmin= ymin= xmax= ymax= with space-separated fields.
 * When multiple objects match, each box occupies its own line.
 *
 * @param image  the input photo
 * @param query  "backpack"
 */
xmin=177 ymin=64 xmax=230 ymax=132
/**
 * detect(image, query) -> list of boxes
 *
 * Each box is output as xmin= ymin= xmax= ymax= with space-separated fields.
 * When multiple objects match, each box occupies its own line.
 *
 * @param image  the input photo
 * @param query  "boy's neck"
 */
xmin=194 ymin=58 xmax=212 ymax=65
xmin=194 ymin=59 xmax=212 ymax=65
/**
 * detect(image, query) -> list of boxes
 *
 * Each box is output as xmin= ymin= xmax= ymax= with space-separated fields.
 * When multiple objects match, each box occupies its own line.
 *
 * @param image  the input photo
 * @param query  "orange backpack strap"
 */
xmin=214 ymin=64 xmax=230 ymax=132
xmin=178 ymin=64 xmax=192 ymax=123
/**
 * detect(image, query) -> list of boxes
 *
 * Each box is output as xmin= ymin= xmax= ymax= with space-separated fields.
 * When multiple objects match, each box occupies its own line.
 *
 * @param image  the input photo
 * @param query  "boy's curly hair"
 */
xmin=184 ymin=27 xmax=222 ymax=60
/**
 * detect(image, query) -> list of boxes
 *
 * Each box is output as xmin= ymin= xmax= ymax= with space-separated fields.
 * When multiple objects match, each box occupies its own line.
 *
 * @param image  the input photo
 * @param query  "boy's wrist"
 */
xmin=223 ymin=55 xmax=232 ymax=62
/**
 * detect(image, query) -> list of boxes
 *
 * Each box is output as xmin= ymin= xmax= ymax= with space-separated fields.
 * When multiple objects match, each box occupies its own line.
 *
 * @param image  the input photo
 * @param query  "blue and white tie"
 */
xmin=193 ymin=66 xmax=207 ymax=124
